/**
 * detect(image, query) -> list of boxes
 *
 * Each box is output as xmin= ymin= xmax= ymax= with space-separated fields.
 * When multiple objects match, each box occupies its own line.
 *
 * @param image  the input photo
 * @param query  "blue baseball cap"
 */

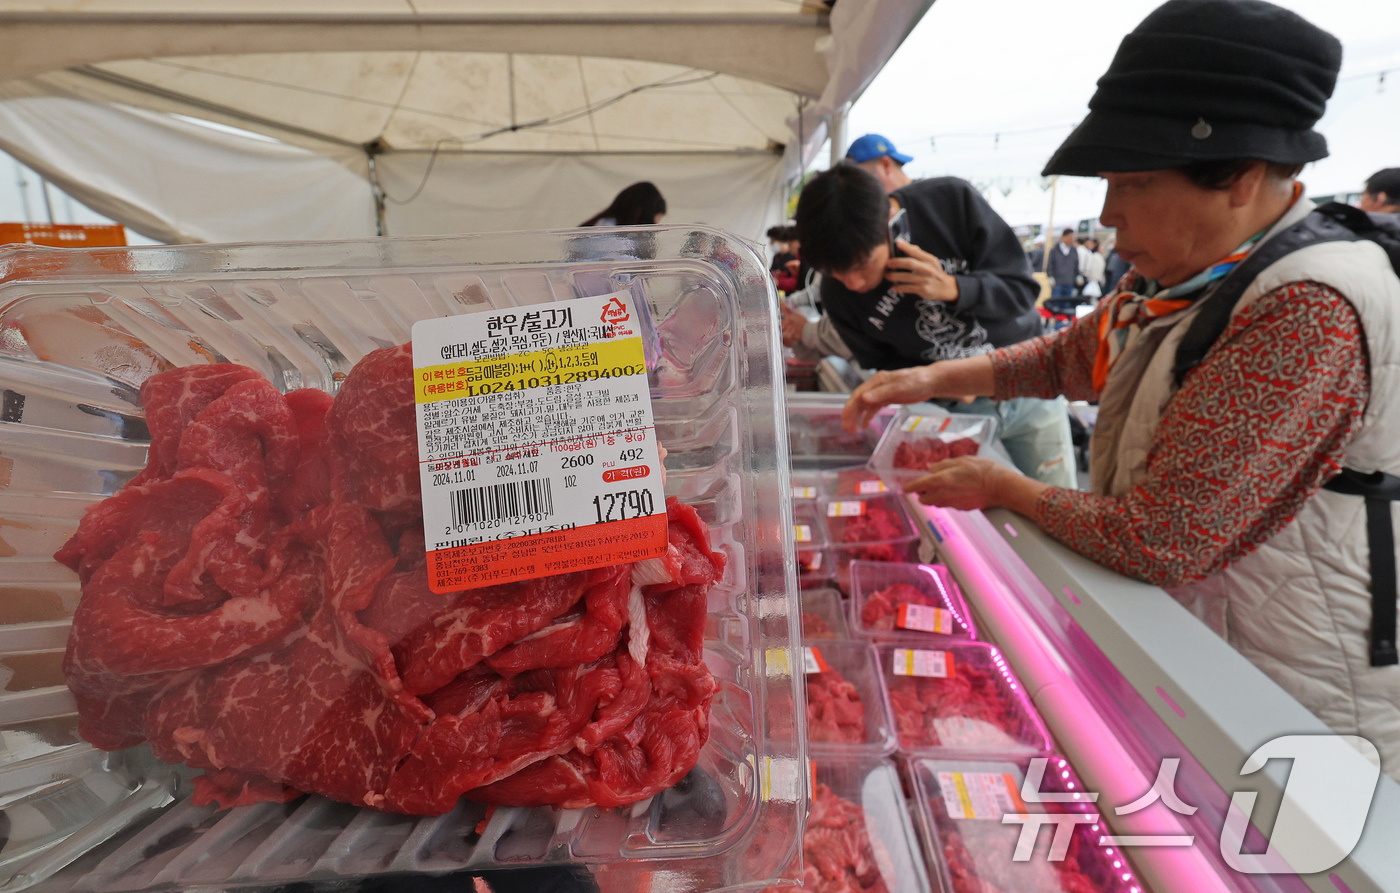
xmin=845 ymin=133 xmax=913 ymax=165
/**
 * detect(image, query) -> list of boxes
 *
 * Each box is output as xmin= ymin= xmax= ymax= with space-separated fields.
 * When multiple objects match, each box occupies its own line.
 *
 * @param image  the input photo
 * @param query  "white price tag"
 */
xmin=902 ymin=415 xmax=951 ymax=434
xmin=792 ymin=486 xmax=817 ymax=499
xmin=802 ymin=646 xmax=831 ymax=674
xmin=794 ymin=524 xmax=813 ymax=543
xmin=896 ymin=603 xmax=954 ymax=634
xmin=937 ymin=771 xmax=1027 ymax=820
xmin=857 ymin=479 xmax=887 ymax=495
xmin=892 ymin=649 xmax=954 ymax=678
xmin=411 ymin=293 xmax=668 ymax=592
xmin=826 ymin=501 xmax=867 ymax=518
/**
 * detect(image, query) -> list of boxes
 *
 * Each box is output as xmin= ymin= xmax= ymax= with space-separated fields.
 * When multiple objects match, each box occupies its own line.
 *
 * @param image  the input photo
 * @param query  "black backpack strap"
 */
xmin=1323 ymin=469 xmax=1400 ymax=667
xmin=1170 ymin=207 xmax=1362 ymax=388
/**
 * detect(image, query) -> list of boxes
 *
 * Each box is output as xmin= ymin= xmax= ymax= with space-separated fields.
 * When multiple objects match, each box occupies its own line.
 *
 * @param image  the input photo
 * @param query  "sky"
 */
xmin=0 ymin=0 xmax=1398 ymax=240
xmin=847 ymin=0 xmax=1400 ymax=230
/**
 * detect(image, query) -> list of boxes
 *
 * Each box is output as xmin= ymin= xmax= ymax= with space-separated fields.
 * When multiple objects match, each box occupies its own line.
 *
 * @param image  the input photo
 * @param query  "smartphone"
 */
xmin=888 ymin=208 xmax=911 ymax=255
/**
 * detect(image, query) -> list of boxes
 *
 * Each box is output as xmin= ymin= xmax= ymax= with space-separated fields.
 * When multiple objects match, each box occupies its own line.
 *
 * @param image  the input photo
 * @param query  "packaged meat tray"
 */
xmin=787 ymin=393 xmax=894 ymax=469
xmin=878 ymin=642 xmax=1052 ymax=755
xmin=850 ymin=561 xmax=976 ymax=641
xmin=799 ymin=588 xmax=849 ymax=640
xmin=822 ymin=494 xmax=918 ymax=550
xmin=801 ymin=640 xmax=897 ymax=756
xmin=821 ymin=465 xmax=893 ymax=499
xmin=761 ymin=757 xmax=931 ymax=893
xmin=0 ymin=228 xmax=804 ymax=892
xmin=867 ymin=406 xmax=997 ymax=486
xmin=907 ymin=754 xmax=1142 ymax=893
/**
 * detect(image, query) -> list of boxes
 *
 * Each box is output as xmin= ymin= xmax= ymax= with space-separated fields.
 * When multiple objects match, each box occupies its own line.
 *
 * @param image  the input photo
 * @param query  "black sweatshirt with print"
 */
xmin=819 ymin=177 xmax=1042 ymax=370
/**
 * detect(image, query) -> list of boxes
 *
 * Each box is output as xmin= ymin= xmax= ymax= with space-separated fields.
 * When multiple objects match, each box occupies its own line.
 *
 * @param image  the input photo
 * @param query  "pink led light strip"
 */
xmin=921 ymin=502 xmax=1234 ymax=893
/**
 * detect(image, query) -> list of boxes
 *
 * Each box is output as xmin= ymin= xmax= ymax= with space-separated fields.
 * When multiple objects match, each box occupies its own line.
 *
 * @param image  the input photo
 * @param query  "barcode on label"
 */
xmin=857 ymin=479 xmax=887 ymax=494
xmin=896 ymin=603 xmax=953 ymax=634
xmin=827 ymin=501 xmax=866 ymax=517
xmin=892 ymin=648 xmax=955 ymax=678
xmin=448 ymin=478 xmax=554 ymax=528
xmin=803 ymin=647 xmax=831 ymax=674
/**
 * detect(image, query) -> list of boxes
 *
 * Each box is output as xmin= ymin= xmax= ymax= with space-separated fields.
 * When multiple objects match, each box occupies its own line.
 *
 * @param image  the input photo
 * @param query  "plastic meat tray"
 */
xmin=849 ymin=561 xmax=976 ymax=642
xmin=907 ymin=754 xmax=1144 ymax=893
xmin=794 ymin=757 xmax=932 ymax=893
xmin=867 ymin=405 xmax=997 ymax=485
xmin=801 ymin=639 xmax=897 ymax=756
xmin=820 ymin=465 xmax=893 ymax=499
xmin=878 ymin=641 xmax=1052 ymax=757
xmin=798 ymin=588 xmax=848 ymax=641
xmin=786 ymin=393 xmax=893 ymax=469
xmin=0 ymin=227 xmax=803 ymax=892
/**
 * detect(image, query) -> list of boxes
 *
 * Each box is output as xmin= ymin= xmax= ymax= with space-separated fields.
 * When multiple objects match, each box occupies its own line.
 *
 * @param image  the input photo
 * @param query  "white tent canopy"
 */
xmin=0 ymin=1 xmax=932 ymax=243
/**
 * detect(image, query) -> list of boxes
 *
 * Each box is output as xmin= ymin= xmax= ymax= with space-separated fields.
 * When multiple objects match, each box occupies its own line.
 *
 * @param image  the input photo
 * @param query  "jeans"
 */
xmin=950 ymin=396 xmax=1077 ymax=489
xmin=1050 ymin=283 xmax=1078 ymax=299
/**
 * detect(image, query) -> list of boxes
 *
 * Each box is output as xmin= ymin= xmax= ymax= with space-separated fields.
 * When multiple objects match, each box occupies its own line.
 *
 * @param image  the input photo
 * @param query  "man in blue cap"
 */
xmin=846 ymin=133 xmax=915 ymax=193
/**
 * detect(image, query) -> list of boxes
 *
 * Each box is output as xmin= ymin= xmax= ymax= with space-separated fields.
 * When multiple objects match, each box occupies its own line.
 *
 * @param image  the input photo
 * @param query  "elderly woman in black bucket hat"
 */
xmin=844 ymin=0 xmax=1400 ymax=778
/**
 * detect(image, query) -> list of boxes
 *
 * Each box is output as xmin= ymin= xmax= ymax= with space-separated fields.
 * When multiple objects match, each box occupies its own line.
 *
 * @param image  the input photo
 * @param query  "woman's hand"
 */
xmin=904 ymin=457 xmax=1050 ymax=521
xmin=886 ymin=240 xmax=959 ymax=303
xmin=842 ymin=366 xmax=941 ymax=432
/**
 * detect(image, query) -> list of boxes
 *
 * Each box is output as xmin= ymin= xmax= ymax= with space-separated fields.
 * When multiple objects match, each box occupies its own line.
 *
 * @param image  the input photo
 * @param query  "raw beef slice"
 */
xmin=806 ymin=667 xmax=867 ymax=745
xmin=57 ymin=345 xmax=725 ymax=815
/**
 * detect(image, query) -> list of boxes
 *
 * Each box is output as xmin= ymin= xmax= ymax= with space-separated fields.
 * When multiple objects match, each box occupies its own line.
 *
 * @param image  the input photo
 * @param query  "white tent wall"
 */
xmin=0 ymin=1 xmax=935 ymax=244
xmin=0 ymin=94 xmax=376 ymax=244
xmin=377 ymin=151 xmax=786 ymax=241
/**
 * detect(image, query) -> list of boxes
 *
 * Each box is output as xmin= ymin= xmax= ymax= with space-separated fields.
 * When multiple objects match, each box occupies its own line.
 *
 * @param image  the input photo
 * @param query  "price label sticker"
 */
xmin=826 ymin=501 xmax=867 ymax=517
xmin=794 ymin=524 xmax=814 ymax=543
xmin=857 ymin=479 xmax=887 ymax=495
xmin=792 ymin=486 xmax=817 ymax=499
xmin=802 ymin=646 xmax=831 ymax=675
xmin=938 ymin=771 xmax=1027 ymax=820
xmin=892 ymin=649 xmax=955 ymax=678
xmin=412 ymin=293 xmax=668 ymax=592
xmin=902 ymin=414 xmax=952 ymax=434
xmin=896 ymin=603 xmax=954 ymax=634
xmin=799 ymin=550 xmax=823 ymax=572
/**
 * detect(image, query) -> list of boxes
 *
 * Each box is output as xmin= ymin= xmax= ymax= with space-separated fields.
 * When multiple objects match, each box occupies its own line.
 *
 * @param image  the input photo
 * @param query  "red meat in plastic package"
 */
xmin=932 ymin=795 xmax=1107 ymax=893
xmin=760 ymin=781 xmax=891 ymax=893
xmin=892 ymin=436 xmax=979 ymax=471
xmin=887 ymin=662 xmax=1029 ymax=752
xmin=861 ymin=584 xmax=941 ymax=632
xmin=833 ymin=502 xmax=911 ymax=563
xmin=56 ymin=345 xmax=725 ymax=815
xmin=806 ymin=666 xmax=867 ymax=745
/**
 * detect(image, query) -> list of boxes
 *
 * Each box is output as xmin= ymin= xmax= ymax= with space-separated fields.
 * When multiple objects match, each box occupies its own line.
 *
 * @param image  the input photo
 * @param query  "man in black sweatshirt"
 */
xmin=784 ymin=164 xmax=1076 ymax=487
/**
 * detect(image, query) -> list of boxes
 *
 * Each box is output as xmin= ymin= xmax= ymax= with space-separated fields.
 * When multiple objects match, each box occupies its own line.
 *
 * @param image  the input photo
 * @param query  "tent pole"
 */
xmin=366 ymin=148 xmax=388 ymax=237
xmin=828 ymin=103 xmax=847 ymax=168
xmin=13 ymin=160 xmax=32 ymax=222
xmin=1042 ymin=175 xmax=1058 ymax=275
xmin=39 ymin=177 xmax=55 ymax=225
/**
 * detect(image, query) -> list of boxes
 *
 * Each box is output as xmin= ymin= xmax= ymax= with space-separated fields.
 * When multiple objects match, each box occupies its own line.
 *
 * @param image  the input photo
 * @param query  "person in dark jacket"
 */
xmin=784 ymin=165 xmax=1076 ymax=487
xmin=1046 ymin=228 xmax=1080 ymax=298
xmin=1360 ymin=168 xmax=1400 ymax=213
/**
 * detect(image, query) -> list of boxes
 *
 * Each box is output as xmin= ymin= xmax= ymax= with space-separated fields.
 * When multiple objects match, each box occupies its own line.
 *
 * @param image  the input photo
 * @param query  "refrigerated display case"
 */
xmin=0 ymin=227 xmax=807 ymax=893
xmin=915 ymin=501 xmax=1400 ymax=893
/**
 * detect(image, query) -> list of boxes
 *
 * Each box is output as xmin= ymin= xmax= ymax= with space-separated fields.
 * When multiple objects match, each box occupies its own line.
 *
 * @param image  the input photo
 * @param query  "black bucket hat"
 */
xmin=1043 ymin=0 xmax=1342 ymax=177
